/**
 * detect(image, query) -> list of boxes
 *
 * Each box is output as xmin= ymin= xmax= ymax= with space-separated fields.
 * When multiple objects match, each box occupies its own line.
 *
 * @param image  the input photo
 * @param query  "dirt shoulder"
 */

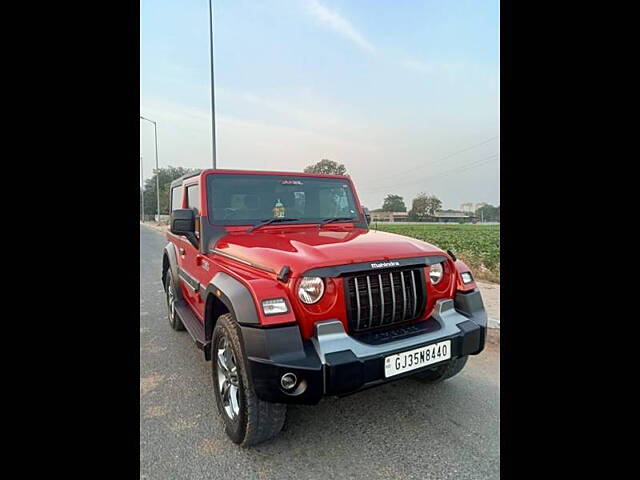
xmin=476 ymin=281 xmax=499 ymax=323
xmin=141 ymin=221 xmax=168 ymax=234
xmin=476 ymin=280 xmax=500 ymax=344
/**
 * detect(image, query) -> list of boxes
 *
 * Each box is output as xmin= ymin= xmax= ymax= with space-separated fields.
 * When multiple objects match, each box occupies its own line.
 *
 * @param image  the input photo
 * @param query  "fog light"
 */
xmin=461 ymin=272 xmax=473 ymax=284
xmin=280 ymin=372 xmax=297 ymax=390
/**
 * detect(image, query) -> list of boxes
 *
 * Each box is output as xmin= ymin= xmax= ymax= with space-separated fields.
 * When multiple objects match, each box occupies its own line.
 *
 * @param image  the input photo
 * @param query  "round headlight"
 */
xmin=298 ymin=277 xmax=325 ymax=304
xmin=429 ymin=262 xmax=444 ymax=285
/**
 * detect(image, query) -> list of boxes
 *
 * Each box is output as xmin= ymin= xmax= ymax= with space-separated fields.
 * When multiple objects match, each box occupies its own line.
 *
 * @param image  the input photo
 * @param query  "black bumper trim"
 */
xmin=241 ymin=289 xmax=487 ymax=404
xmin=325 ymin=328 xmax=482 ymax=396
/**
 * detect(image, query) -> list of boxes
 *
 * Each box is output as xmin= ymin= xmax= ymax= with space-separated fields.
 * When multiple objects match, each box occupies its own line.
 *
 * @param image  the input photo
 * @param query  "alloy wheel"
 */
xmin=216 ymin=336 xmax=240 ymax=420
xmin=167 ymin=276 xmax=176 ymax=325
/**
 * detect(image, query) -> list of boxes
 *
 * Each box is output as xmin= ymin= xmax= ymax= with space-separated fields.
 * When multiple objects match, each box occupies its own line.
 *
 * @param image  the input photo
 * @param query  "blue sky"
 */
xmin=140 ymin=0 xmax=499 ymax=210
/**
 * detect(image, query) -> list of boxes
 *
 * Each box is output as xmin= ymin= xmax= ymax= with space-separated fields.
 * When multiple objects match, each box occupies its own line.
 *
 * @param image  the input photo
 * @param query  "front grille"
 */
xmin=345 ymin=268 xmax=427 ymax=332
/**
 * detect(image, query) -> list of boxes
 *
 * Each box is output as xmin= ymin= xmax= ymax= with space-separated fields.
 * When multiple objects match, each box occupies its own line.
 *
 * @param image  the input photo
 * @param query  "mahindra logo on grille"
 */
xmin=370 ymin=261 xmax=400 ymax=269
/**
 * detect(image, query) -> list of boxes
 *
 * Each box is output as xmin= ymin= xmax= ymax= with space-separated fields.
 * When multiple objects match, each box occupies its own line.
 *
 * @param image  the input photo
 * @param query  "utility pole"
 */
xmin=140 ymin=155 xmax=145 ymax=222
xmin=208 ymin=0 xmax=217 ymax=168
xmin=153 ymin=121 xmax=160 ymax=222
xmin=140 ymin=116 xmax=161 ymax=223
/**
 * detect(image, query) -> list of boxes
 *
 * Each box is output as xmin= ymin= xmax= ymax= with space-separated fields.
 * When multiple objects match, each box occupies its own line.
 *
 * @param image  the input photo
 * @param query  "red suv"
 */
xmin=162 ymin=169 xmax=487 ymax=446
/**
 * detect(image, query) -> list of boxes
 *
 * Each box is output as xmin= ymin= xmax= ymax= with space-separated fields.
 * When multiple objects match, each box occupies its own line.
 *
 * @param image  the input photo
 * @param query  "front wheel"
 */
xmin=212 ymin=314 xmax=286 ymax=446
xmin=165 ymin=270 xmax=185 ymax=331
xmin=413 ymin=355 xmax=468 ymax=383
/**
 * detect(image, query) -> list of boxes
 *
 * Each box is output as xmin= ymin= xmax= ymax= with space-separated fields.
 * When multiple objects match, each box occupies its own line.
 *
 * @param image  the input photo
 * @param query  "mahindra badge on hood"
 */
xmin=370 ymin=261 xmax=400 ymax=269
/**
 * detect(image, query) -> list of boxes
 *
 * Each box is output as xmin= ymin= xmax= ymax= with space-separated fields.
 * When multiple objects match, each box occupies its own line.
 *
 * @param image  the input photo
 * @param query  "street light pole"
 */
xmin=140 ymin=155 xmax=145 ymax=221
xmin=153 ymin=121 xmax=160 ymax=222
xmin=208 ymin=0 xmax=217 ymax=169
xmin=140 ymin=115 xmax=161 ymax=223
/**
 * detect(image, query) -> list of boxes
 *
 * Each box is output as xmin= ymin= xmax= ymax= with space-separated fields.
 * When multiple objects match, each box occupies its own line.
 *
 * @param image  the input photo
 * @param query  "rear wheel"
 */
xmin=413 ymin=355 xmax=468 ymax=383
xmin=165 ymin=270 xmax=185 ymax=331
xmin=212 ymin=313 xmax=286 ymax=446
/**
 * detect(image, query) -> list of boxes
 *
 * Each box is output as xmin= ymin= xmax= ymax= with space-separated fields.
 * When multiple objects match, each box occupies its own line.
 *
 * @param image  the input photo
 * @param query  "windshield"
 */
xmin=206 ymin=174 xmax=362 ymax=226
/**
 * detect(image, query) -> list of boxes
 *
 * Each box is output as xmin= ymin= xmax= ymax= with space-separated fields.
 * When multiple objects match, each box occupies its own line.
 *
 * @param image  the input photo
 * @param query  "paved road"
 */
xmin=140 ymin=224 xmax=500 ymax=480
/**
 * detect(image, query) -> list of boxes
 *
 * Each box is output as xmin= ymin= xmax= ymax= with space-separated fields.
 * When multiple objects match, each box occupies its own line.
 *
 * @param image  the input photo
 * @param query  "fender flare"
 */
xmin=162 ymin=243 xmax=183 ymax=302
xmin=204 ymin=272 xmax=260 ymax=338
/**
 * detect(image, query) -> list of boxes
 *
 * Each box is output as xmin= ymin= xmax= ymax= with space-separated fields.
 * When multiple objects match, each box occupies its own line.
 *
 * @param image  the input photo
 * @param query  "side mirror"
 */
xmin=170 ymin=209 xmax=199 ymax=247
xmin=170 ymin=209 xmax=195 ymax=234
xmin=362 ymin=206 xmax=371 ymax=225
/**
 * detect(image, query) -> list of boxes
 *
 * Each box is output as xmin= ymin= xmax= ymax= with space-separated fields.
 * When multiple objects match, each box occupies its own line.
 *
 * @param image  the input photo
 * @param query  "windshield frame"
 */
xmin=204 ymin=171 xmax=367 ymax=228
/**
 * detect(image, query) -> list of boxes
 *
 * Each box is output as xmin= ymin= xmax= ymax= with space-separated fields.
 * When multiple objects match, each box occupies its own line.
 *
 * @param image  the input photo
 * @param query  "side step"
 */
xmin=174 ymin=300 xmax=209 ymax=352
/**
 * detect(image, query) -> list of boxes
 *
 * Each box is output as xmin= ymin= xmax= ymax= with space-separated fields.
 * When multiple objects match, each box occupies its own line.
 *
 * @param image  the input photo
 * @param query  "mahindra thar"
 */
xmin=162 ymin=169 xmax=487 ymax=446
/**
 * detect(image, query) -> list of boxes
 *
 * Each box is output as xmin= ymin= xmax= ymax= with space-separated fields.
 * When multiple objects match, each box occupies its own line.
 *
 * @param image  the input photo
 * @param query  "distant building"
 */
xmin=461 ymin=202 xmax=488 ymax=213
xmin=460 ymin=203 xmax=475 ymax=213
xmin=370 ymin=211 xmax=409 ymax=222
xmin=371 ymin=210 xmax=473 ymax=223
xmin=433 ymin=210 xmax=472 ymax=223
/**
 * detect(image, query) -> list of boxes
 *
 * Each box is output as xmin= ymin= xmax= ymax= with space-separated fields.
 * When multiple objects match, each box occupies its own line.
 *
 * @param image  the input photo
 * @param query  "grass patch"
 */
xmin=374 ymin=223 xmax=500 ymax=283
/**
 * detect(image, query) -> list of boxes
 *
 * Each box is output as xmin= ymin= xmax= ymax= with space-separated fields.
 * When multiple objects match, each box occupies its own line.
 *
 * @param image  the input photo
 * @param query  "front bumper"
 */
xmin=240 ymin=289 xmax=487 ymax=405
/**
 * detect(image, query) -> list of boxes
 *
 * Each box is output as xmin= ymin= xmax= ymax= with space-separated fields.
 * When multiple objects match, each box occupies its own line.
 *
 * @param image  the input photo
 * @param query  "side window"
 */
xmin=186 ymin=185 xmax=200 ymax=213
xmin=186 ymin=184 xmax=201 ymax=240
xmin=171 ymin=186 xmax=183 ymax=211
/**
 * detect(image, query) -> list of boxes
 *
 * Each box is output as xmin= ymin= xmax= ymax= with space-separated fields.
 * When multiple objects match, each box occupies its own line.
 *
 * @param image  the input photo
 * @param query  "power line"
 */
xmin=403 ymin=153 xmax=499 ymax=188
xmin=361 ymin=152 xmax=499 ymax=194
xmin=417 ymin=154 xmax=499 ymax=185
xmin=362 ymin=135 xmax=499 ymax=189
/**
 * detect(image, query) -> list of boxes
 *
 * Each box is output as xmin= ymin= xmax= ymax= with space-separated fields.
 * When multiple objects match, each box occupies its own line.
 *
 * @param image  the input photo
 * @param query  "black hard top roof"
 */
xmin=170 ymin=170 xmax=202 ymax=188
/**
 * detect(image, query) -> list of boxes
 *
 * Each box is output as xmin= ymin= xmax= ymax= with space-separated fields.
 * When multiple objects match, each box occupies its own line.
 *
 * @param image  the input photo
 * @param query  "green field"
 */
xmin=375 ymin=223 xmax=500 ymax=283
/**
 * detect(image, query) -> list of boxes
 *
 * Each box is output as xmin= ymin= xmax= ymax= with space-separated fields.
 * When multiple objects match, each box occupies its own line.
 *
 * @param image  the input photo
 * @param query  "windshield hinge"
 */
xmin=277 ymin=265 xmax=291 ymax=283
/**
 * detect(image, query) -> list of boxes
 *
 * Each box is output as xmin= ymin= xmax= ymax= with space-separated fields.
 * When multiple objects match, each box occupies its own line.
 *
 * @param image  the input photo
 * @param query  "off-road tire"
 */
xmin=165 ymin=270 xmax=185 ymax=331
xmin=212 ymin=313 xmax=286 ymax=447
xmin=413 ymin=355 xmax=469 ymax=383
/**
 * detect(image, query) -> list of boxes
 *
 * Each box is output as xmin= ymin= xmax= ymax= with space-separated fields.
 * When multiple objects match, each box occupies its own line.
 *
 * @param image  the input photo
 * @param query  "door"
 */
xmin=178 ymin=182 xmax=205 ymax=320
xmin=168 ymin=183 xmax=192 ymax=307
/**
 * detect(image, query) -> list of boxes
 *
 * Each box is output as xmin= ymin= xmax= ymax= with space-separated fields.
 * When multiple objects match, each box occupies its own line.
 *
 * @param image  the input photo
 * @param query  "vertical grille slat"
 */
xmin=354 ymin=277 xmax=361 ymax=330
xmin=390 ymin=272 xmax=396 ymax=322
xmin=410 ymin=270 xmax=418 ymax=319
xmin=346 ymin=267 xmax=426 ymax=333
xmin=378 ymin=274 xmax=385 ymax=327
xmin=400 ymin=271 xmax=407 ymax=320
xmin=366 ymin=276 xmax=373 ymax=327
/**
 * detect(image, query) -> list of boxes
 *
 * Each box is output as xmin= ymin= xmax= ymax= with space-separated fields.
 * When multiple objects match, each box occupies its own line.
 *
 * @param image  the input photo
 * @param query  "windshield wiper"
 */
xmin=247 ymin=217 xmax=300 ymax=233
xmin=318 ymin=217 xmax=356 ymax=227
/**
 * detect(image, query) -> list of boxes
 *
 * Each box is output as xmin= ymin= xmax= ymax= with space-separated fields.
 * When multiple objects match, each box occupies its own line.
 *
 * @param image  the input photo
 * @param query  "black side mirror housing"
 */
xmin=170 ymin=209 xmax=199 ymax=247
xmin=170 ymin=209 xmax=195 ymax=234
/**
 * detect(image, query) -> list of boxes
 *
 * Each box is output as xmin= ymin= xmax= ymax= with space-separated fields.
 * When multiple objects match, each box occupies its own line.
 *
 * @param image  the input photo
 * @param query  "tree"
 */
xmin=381 ymin=194 xmax=407 ymax=212
xmin=424 ymin=195 xmax=442 ymax=216
xmin=408 ymin=193 xmax=442 ymax=220
xmin=475 ymin=204 xmax=500 ymax=222
xmin=303 ymin=159 xmax=347 ymax=175
xmin=141 ymin=166 xmax=200 ymax=216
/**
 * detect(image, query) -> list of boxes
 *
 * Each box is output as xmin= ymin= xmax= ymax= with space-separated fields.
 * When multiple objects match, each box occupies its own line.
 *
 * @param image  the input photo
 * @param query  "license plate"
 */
xmin=384 ymin=340 xmax=451 ymax=378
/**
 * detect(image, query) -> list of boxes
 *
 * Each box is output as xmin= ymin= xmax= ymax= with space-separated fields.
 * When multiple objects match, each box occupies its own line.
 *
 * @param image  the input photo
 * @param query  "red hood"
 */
xmin=212 ymin=225 xmax=446 ymax=277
